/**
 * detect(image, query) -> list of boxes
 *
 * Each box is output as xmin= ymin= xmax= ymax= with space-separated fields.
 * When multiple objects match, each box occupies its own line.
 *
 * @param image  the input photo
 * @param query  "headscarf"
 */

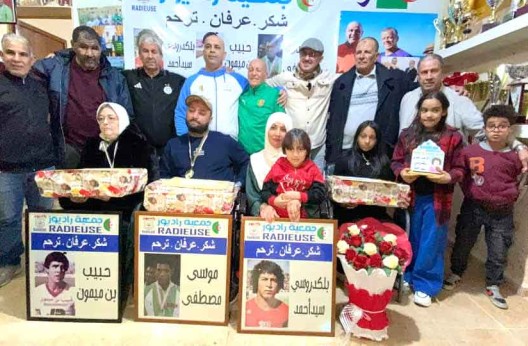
xmin=97 ymin=102 xmax=130 ymax=163
xmin=250 ymin=112 xmax=293 ymax=189
xmin=97 ymin=102 xmax=130 ymax=141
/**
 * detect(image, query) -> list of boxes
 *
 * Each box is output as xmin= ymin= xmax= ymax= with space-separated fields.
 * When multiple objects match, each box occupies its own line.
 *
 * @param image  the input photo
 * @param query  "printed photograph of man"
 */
xmin=336 ymin=20 xmax=363 ymax=73
xmin=258 ymin=34 xmax=283 ymax=78
xmin=144 ymin=254 xmax=180 ymax=317
xmin=338 ymin=11 xmax=436 ymax=66
xmin=34 ymin=252 xmax=75 ymax=316
xmin=405 ymin=58 xmax=418 ymax=82
xmin=0 ymin=0 xmax=14 ymax=24
xmin=245 ymin=260 xmax=289 ymax=328
xmin=378 ymin=27 xmax=411 ymax=61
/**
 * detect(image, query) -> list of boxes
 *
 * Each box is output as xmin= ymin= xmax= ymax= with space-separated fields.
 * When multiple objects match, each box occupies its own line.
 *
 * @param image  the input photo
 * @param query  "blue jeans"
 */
xmin=310 ymin=145 xmax=326 ymax=174
xmin=404 ymin=194 xmax=448 ymax=297
xmin=0 ymin=169 xmax=54 ymax=266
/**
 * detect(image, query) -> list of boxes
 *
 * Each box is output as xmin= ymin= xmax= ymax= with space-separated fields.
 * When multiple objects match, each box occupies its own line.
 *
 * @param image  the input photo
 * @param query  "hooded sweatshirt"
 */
xmin=261 ymin=157 xmax=326 ymax=218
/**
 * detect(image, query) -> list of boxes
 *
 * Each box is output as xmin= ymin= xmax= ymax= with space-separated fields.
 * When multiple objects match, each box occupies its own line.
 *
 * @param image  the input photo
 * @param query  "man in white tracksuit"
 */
xmin=174 ymin=32 xmax=248 ymax=140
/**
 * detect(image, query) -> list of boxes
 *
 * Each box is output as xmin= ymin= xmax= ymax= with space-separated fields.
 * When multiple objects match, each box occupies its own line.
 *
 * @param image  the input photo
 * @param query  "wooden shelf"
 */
xmin=17 ymin=6 xmax=71 ymax=19
xmin=437 ymin=15 xmax=528 ymax=73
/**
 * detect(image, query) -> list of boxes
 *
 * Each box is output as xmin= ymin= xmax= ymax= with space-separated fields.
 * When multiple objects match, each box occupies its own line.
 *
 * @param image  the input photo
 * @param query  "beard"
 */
xmin=186 ymin=120 xmax=209 ymax=135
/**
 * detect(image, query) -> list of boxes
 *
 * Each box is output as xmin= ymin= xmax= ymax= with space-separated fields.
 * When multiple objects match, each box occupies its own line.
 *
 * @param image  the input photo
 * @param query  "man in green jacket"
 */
xmin=238 ymin=59 xmax=284 ymax=154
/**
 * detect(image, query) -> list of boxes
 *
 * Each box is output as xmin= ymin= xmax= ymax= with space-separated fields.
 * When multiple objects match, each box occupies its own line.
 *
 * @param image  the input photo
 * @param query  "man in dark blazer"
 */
xmin=326 ymin=37 xmax=414 ymax=165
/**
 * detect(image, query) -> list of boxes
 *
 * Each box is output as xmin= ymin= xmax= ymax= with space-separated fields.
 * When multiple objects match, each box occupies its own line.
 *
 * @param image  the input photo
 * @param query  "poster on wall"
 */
xmin=135 ymin=212 xmax=232 ymax=325
xmin=73 ymin=0 xmax=124 ymax=68
xmin=26 ymin=211 xmax=121 ymax=322
xmin=121 ymin=0 xmax=440 ymax=77
xmin=17 ymin=0 xmax=71 ymax=7
xmin=0 ymin=0 xmax=16 ymax=24
xmin=237 ymin=217 xmax=337 ymax=336
xmin=336 ymin=11 xmax=436 ymax=73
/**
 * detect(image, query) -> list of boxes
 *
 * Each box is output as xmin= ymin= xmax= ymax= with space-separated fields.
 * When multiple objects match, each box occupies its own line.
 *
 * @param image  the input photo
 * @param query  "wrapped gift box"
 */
xmin=327 ymin=175 xmax=410 ymax=207
xmin=35 ymin=168 xmax=148 ymax=198
xmin=143 ymin=177 xmax=236 ymax=214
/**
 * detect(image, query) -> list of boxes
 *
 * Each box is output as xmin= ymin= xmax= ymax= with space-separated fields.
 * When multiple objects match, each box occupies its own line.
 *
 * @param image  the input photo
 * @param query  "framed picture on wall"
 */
xmin=0 ymin=0 xmax=17 ymax=24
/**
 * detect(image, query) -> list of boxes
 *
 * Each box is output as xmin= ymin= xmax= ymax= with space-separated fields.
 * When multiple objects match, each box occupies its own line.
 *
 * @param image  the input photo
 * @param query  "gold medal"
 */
xmin=185 ymin=169 xmax=194 ymax=179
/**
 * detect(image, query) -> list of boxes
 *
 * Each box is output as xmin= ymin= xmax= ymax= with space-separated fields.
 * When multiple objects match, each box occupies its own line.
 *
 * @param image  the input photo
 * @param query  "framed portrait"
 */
xmin=135 ymin=212 xmax=232 ymax=325
xmin=0 ymin=0 xmax=17 ymax=24
xmin=25 ymin=211 xmax=122 ymax=323
xmin=238 ymin=217 xmax=337 ymax=336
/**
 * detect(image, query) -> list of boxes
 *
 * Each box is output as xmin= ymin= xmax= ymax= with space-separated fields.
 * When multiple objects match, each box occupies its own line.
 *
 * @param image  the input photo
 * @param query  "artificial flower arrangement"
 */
xmin=336 ymin=218 xmax=411 ymax=342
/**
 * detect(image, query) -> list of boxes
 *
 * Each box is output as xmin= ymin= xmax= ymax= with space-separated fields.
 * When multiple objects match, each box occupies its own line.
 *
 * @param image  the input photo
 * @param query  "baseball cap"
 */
xmin=299 ymin=38 xmax=324 ymax=53
xmin=186 ymin=95 xmax=212 ymax=112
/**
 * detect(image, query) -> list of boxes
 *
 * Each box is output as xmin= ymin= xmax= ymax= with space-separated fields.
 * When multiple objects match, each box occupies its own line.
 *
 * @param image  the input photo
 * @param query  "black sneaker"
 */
xmin=485 ymin=285 xmax=508 ymax=309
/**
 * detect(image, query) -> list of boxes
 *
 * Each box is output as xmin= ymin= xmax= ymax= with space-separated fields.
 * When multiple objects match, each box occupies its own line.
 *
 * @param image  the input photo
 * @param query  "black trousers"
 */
xmin=450 ymin=198 xmax=514 ymax=286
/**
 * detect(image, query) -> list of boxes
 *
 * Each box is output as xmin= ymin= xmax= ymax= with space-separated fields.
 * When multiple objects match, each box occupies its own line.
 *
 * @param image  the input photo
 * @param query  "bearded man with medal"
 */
xmin=160 ymin=95 xmax=249 ymax=186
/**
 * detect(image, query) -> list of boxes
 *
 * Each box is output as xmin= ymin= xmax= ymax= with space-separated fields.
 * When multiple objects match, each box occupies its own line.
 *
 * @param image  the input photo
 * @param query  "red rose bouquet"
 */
xmin=336 ymin=218 xmax=412 ymax=341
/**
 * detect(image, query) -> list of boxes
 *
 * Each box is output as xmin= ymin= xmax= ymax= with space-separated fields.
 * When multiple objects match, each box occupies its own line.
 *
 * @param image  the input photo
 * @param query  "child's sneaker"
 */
xmin=443 ymin=273 xmax=461 ymax=291
xmin=485 ymin=285 xmax=508 ymax=309
xmin=413 ymin=291 xmax=432 ymax=307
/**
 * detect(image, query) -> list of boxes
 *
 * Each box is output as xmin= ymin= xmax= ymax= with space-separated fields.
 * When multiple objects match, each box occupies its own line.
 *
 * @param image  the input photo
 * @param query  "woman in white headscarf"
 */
xmin=246 ymin=112 xmax=293 ymax=219
xmin=59 ymin=102 xmax=158 ymax=292
xmin=59 ymin=102 xmax=158 ymax=218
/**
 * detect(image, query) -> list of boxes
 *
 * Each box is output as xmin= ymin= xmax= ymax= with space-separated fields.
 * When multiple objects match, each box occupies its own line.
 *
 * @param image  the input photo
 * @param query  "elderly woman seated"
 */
xmin=59 ymin=102 xmax=158 ymax=288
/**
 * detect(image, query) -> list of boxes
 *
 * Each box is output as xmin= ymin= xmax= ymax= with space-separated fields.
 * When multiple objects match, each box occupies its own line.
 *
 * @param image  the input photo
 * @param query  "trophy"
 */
xmin=447 ymin=0 xmax=474 ymax=46
xmin=433 ymin=17 xmax=452 ymax=49
xmin=482 ymin=0 xmax=505 ymax=31
xmin=513 ymin=0 xmax=528 ymax=17
xmin=487 ymin=69 xmax=509 ymax=107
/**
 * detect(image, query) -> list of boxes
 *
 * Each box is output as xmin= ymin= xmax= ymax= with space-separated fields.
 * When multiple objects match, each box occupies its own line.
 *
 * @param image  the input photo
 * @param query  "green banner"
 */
xmin=377 ymin=0 xmax=408 ymax=9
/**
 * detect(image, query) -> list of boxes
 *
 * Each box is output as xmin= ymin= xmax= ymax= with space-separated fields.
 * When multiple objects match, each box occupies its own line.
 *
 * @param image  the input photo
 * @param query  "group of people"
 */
xmin=1 ymin=24 xmax=527 ymax=316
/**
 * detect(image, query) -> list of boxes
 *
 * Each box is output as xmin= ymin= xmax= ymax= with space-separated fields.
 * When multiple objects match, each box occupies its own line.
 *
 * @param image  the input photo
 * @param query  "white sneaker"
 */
xmin=414 ymin=291 xmax=432 ymax=307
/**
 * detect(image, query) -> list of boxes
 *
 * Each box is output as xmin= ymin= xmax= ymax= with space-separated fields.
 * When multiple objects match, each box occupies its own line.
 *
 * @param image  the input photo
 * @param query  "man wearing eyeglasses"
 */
xmin=266 ymin=37 xmax=337 ymax=172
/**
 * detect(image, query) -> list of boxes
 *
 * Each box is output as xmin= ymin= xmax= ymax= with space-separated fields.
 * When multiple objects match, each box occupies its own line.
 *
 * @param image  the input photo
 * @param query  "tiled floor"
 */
xmin=1 ymin=250 xmax=527 ymax=346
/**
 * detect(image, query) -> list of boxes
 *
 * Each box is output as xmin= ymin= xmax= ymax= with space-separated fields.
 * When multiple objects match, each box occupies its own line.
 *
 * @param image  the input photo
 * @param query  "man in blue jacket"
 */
xmin=34 ymin=25 xmax=133 ymax=168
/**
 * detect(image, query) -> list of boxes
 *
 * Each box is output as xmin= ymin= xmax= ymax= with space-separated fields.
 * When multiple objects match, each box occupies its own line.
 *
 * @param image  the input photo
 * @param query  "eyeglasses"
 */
xmin=96 ymin=115 xmax=119 ymax=123
xmin=485 ymin=124 xmax=510 ymax=131
xmin=299 ymin=50 xmax=322 ymax=59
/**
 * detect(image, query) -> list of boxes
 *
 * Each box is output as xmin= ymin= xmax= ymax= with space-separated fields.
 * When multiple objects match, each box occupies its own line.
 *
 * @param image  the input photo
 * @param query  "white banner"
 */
xmin=122 ymin=0 xmax=440 ymax=77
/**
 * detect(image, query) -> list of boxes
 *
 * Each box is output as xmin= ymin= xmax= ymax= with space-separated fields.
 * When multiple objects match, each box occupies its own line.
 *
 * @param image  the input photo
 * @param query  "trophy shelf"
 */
xmin=437 ymin=15 xmax=528 ymax=73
